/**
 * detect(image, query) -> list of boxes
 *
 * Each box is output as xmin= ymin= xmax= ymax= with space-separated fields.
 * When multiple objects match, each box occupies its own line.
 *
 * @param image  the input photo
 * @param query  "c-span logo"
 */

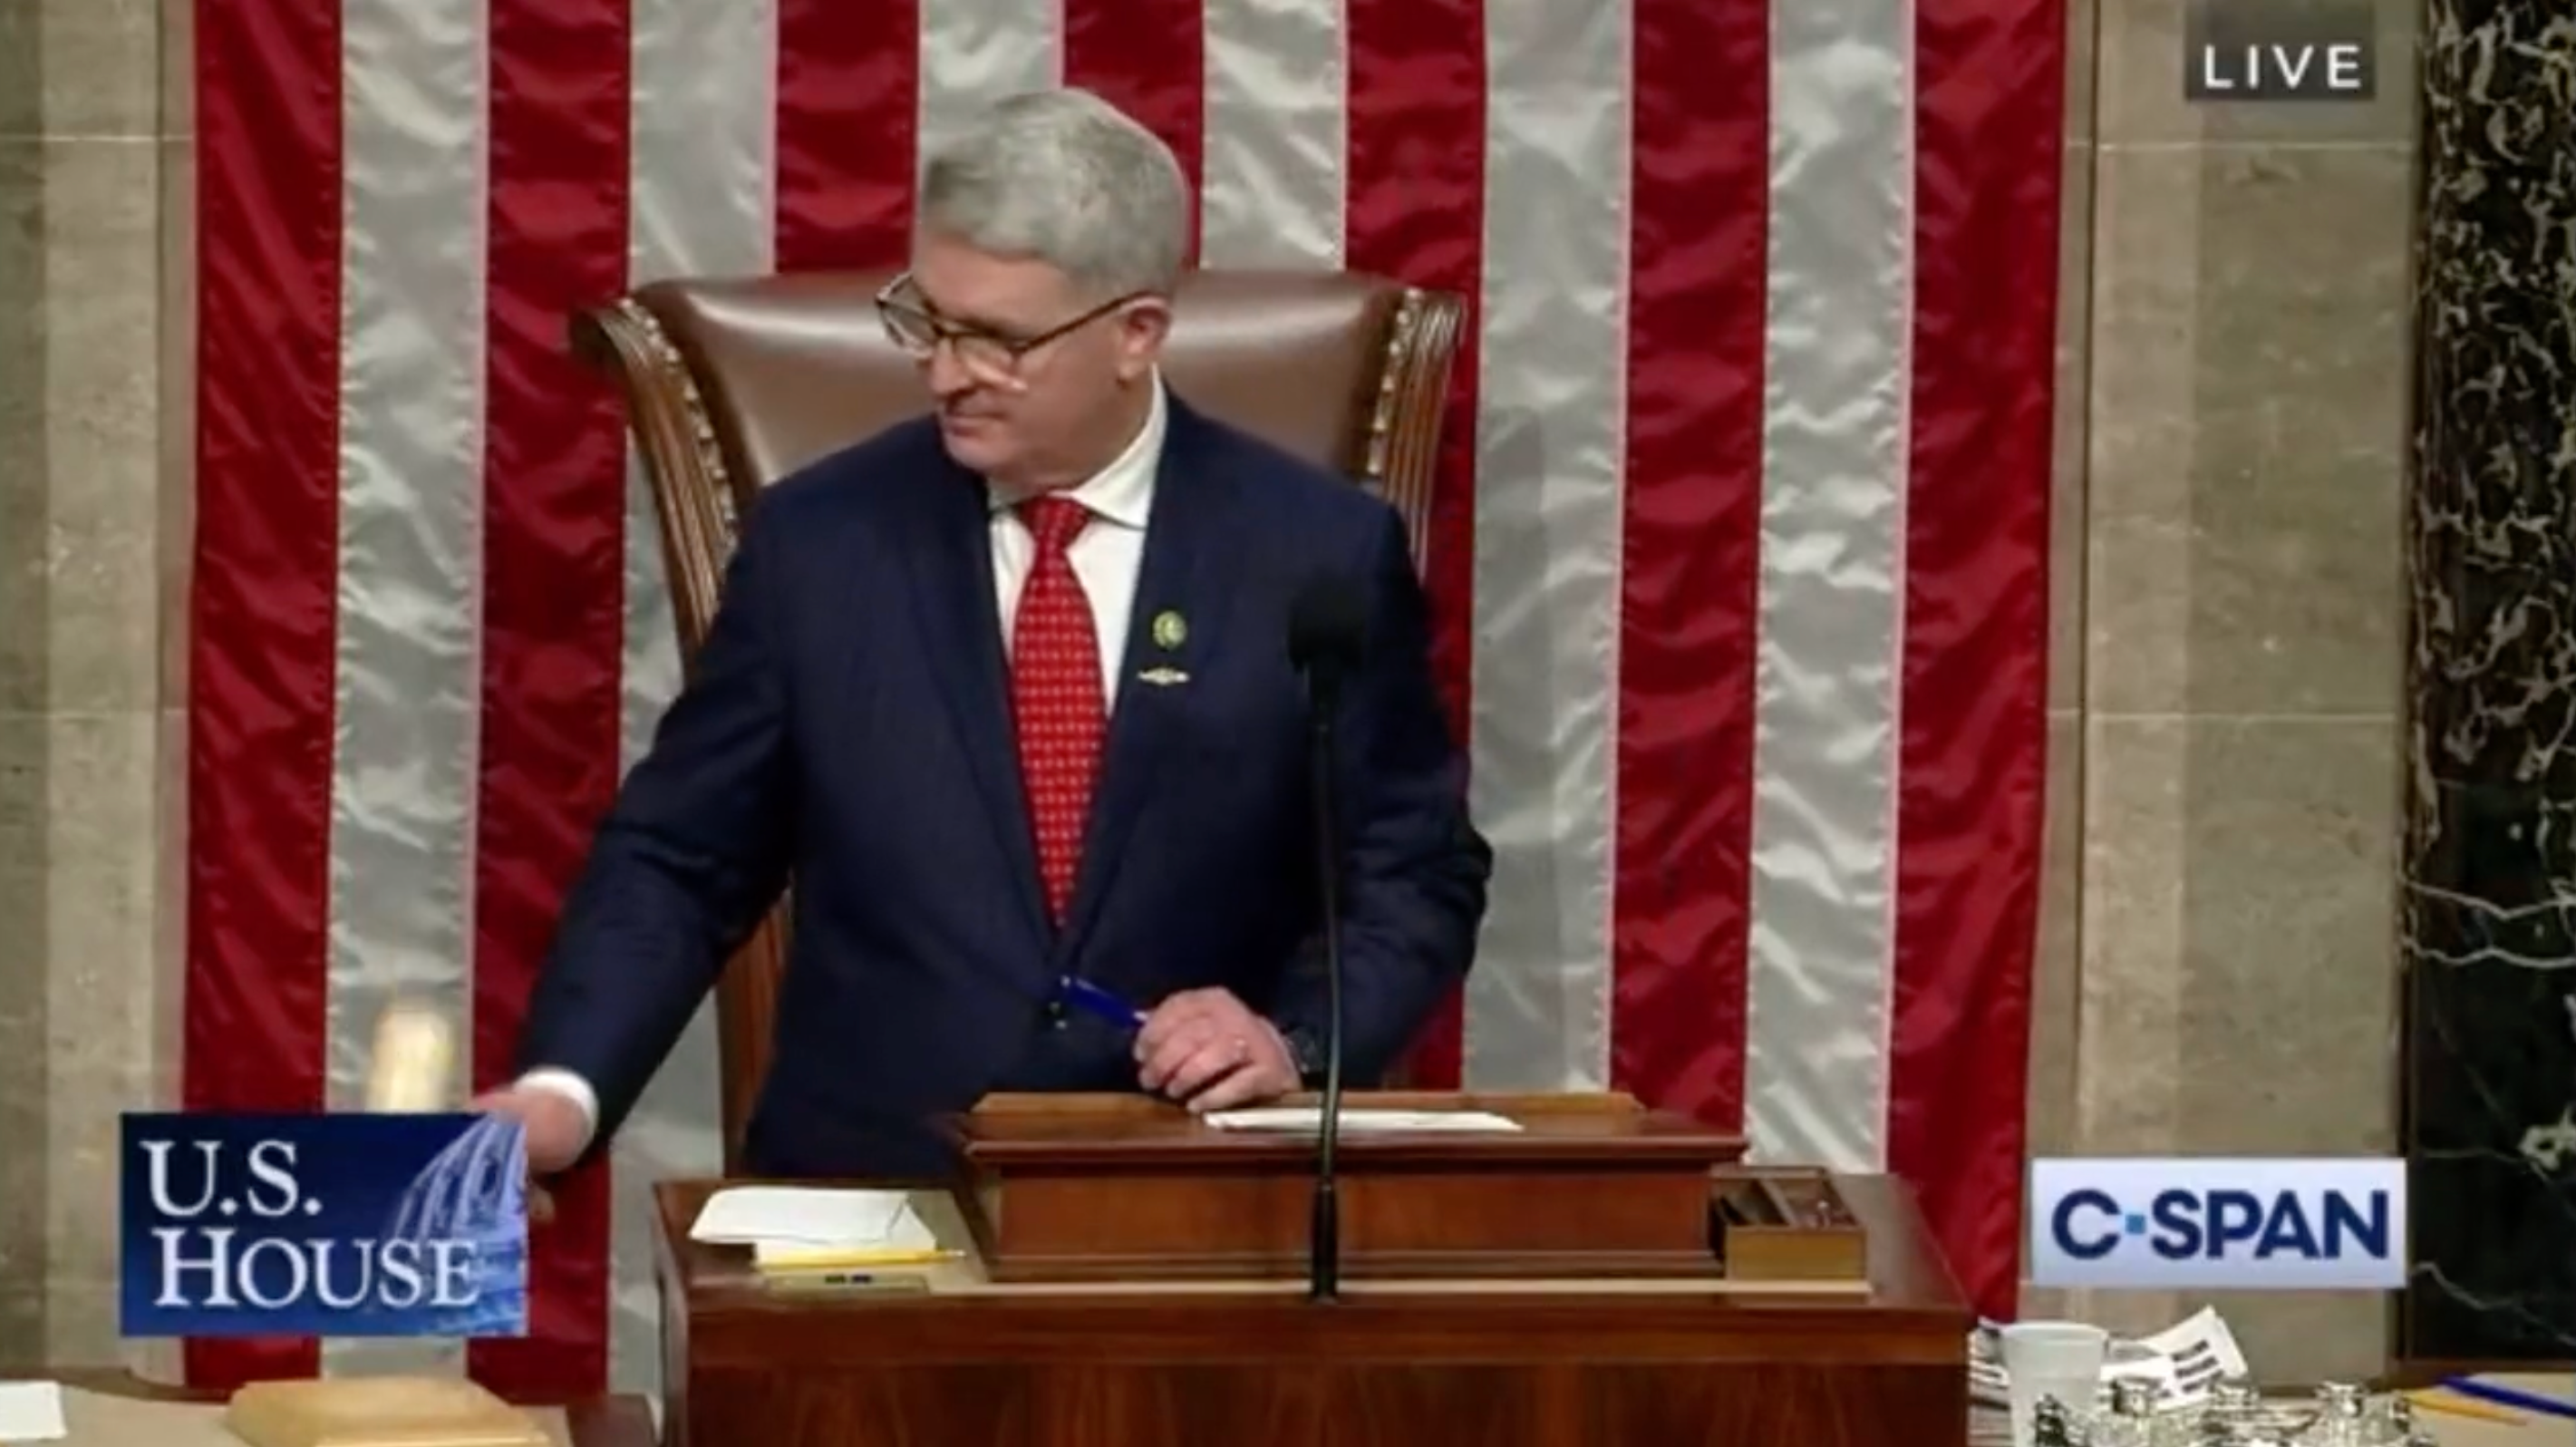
xmin=121 ymin=1112 xmax=528 ymax=1337
xmin=2029 ymin=1157 xmax=2406 ymax=1290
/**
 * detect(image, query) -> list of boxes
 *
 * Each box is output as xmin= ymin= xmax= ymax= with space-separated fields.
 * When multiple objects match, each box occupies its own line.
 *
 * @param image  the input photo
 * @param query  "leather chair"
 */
xmin=568 ymin=267 xmax=1466 ymax=1170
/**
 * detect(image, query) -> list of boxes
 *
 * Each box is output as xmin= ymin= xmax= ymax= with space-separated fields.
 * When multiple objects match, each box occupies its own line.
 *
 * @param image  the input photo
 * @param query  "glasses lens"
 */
xmin=879 ymin=301 xmax=936 ymax=354
xmin=950 ymin=333 xmax=1019 ymax=381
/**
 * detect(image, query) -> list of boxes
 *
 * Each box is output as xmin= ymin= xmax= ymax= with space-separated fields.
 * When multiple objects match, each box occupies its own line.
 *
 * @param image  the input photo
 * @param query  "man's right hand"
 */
xmin=469 ymin=1083 xmax=590 ymax=1221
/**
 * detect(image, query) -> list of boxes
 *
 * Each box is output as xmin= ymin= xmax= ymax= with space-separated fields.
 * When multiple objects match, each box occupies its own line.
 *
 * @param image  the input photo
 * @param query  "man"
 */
xmin=475 ymin=88 xmax=1492 ymax=1182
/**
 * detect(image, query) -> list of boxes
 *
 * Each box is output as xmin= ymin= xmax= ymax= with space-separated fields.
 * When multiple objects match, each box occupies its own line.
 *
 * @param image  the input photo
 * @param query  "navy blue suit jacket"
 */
xmin=517 ymin=393 xmax=1493 ymax=1177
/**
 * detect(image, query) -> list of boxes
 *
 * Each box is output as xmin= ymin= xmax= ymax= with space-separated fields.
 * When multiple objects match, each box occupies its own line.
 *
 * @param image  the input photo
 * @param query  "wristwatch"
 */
xmin=1280 ymin=1025 xmax=1327 ymax=1087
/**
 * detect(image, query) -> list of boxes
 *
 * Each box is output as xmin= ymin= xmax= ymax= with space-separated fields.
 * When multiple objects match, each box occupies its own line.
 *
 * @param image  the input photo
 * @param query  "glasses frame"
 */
xmin=874 ymin=270 xmax=1152 ymax=380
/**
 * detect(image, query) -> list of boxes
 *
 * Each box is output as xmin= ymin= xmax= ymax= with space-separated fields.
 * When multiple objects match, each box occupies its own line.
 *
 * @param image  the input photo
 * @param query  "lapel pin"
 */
xmin=1151 ymin=609 xmax=1187 ymax=650
xmin=1136 ymin=666 xmax=1190 ymax=687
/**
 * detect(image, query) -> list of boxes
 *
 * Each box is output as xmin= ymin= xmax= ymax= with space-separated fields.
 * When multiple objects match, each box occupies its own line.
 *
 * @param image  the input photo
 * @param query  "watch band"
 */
xmin=1283 ymin=1026 xmax=1327 ymax=1086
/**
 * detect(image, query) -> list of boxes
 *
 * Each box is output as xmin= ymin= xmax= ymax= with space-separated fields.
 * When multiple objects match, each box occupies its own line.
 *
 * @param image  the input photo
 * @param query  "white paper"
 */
xmin=1199 ymin=1107 xmax=1524 ymax=1133
xmin=0 ymin=1381 xmax=69 ymax=1442
xmin=689 ymin=1187 xmax=921 ymax=1247
xmin=2129 ymin=1306 xmax=2252 ymax=1400
xmin=1969 ymin=1306 xmax=2249 ymax=1410
xmin=751 ymin=1209 xmax=943 ymax=1267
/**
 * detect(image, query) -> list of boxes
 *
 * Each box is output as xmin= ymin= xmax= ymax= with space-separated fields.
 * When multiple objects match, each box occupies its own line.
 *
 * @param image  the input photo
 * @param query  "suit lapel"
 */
xmin=1054 ymin=403 xmax=1243 ymax=964
xmin=899 ymin=453 xmax=1052 ymax=948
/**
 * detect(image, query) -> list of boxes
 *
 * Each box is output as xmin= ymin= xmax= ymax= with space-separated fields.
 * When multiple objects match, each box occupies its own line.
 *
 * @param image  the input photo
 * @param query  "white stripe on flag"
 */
xmin=324 ymin=0 xmax=489 ymax=1377
xmin=1741 ymin=0 xmax=1915 ymax=1171
xmin=1198 ymin=0 xmax=1346 ymax=267
xmin=613 ymin=0 xmax=778 ymax=1401
xmin=1460 ymin=0 xmax=1631 ymax=1091
xmin=918 ymin=0 xmax=1063 ymax=165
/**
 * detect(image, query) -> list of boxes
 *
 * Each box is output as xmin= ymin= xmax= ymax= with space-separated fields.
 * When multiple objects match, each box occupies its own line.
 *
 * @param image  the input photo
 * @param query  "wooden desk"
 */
xmin=655 ymin=1171 xmax=1971 ymax=1447
xmin=2401 ymin=1377 xmax=2576 ymax=1446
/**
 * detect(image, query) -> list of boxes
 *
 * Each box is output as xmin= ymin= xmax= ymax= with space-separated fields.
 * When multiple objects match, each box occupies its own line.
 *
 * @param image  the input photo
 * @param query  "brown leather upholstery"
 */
xmin=569 ymin=267 xmax=1464 ymax=1170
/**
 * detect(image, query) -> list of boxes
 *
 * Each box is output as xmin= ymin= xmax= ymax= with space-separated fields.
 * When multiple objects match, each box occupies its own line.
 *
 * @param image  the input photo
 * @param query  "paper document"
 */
xmin=1201 ymin=1107 xmax=1524 ymax=1134
xmin=751 ymin=1205 xmax=945 ymax=1269
xmin=691 ymin=1187 xmax=927 ymax=1250
xmin=0 ymin=1380 xmax=69 ymax=1442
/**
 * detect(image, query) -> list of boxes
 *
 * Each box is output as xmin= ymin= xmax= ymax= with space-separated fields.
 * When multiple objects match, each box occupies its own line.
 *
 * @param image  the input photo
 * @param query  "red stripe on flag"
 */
xmin=1608 ymin=0 xmax=1769 ymax=1131
xmin=774 ymin=0 xmax=918 ymax=272
xmin=1344 ymin=0 xmax=1487 ymax=1089
xmin=1890 ymin=0 xmax=2066 ymax=1319
xmin=467 ymin=0 xmax=631 ymax=1400
xmin=183 ymin=0 xmax=340 ymax=1391
xmin=1062 ymin=0 xmax=1206 ymax=253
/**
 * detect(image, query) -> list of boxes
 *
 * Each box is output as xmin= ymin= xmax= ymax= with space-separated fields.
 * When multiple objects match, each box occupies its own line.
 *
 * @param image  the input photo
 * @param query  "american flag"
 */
xmin=184 ymin=0 xmax=2062 ymax=1400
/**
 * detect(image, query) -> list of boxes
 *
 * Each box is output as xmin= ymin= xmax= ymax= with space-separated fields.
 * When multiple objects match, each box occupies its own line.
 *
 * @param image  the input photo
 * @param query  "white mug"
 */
xmin=1998 ymin=1320 xmax=2109 ymax=1445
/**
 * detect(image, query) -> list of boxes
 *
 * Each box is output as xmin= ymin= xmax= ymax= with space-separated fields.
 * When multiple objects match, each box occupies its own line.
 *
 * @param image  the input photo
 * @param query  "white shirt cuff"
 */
xmin=515 ymin=1067 xmax=601 ymax=1151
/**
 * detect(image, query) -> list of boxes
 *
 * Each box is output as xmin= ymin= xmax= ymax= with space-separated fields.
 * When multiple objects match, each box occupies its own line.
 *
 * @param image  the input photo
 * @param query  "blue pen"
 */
xmin=1056 ymin=976 xmax=1148 ymax=1029
xmin=2437 ymin=1375 xmax=2576 ymax=1420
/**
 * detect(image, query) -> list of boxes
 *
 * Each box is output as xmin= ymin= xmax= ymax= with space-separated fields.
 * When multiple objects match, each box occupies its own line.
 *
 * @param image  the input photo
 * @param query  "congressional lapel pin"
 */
xmin=1136 ymin=665 xmax=1190 ymax=687
xmin=1151 ymin=609 xmax=1187 ymax=650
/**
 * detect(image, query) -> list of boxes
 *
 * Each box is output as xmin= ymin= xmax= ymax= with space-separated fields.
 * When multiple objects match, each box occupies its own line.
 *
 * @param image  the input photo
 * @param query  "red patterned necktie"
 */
xmin=1008 ymin=496 xmax=1107 ymax=927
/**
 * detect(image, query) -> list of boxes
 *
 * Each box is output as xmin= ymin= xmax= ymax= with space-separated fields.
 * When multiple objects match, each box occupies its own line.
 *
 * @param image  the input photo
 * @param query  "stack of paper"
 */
xmin=0 ymin=1381 xmax=67 ymax=1442
xmin=689 ymin=1187 xmax=953 ymax=1275
xmin=1200 ymin=1106 xmax=1524 ymax=1134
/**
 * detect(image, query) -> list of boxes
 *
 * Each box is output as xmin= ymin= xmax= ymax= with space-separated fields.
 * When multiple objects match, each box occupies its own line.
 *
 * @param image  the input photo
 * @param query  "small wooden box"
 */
xmin=944 ymin=1091 xmax=1749 ymax=1283
xmin=1709 ymin=1167 xmax=1871 ymax=1282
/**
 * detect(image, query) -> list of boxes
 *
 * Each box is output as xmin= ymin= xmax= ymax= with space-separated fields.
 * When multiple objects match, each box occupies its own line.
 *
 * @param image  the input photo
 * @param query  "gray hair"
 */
xmin=918 ymin=89 xmax=1193 ymax=299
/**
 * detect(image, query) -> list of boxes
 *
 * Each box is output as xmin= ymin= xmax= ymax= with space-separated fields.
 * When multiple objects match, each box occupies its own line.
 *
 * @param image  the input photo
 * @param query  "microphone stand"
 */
xmin=1304 ymin=676 xmax=1347 ymax=1304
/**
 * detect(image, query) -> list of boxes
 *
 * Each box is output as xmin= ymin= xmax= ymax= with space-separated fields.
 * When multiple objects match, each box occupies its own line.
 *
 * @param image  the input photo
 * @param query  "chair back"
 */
xmin=571 ymin=267 xmax=1464 ymax=1168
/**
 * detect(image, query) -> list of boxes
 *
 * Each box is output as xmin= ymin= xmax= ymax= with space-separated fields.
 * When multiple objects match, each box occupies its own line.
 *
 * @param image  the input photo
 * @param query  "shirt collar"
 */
xmin=986 ymin=374 xmax=1165 ymax=530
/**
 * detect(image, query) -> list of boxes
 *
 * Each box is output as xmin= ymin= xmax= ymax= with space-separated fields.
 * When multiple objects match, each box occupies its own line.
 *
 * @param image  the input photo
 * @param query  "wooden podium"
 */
xmin=654 ymin=1093 xmax=1971 ymax=1447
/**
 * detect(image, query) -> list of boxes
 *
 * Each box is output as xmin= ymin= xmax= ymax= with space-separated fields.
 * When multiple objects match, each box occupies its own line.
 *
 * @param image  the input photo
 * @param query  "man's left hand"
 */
xmin=1134 ymin=987 xmax=1299 ymax=1112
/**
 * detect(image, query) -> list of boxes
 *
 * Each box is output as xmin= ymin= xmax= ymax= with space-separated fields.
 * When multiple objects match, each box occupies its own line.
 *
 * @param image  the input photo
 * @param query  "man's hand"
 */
xmin=1133 ymin=987 xmax=1300 ymax=1113
xmin=468 ymin=1083 xmax=588 ymax=1222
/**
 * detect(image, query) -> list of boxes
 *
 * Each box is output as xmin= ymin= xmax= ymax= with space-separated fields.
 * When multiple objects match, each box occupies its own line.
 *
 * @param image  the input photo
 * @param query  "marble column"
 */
xmin=2397 ymin=0 xmax=2576 ymax=1364
xmin=0 ymin=0 xmax=193 ymax=1365
xmin=2037 ymin=0 xmax=2419 ymax=1386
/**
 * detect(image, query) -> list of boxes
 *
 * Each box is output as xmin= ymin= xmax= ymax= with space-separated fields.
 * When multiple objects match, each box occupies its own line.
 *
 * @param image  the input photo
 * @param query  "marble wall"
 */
xmin=2028 ymin=0 xmax=2422 ymax=1385
xmin=2396 ymin=0 xmax=2576 ymax=1366
xmin=0 ymin=0 xmax=192 ymax=1366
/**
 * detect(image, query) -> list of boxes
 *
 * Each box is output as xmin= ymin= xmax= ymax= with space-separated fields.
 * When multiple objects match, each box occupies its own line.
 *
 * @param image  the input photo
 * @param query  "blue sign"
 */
xmin=121 ymin=1112 xmax=528 ymax=1337
xmin=2029 ymin=1157 xmax=2407 ymax=1290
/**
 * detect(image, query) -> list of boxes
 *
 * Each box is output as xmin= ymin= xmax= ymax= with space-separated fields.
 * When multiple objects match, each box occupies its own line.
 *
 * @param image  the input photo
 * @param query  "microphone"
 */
xmin=1287 ymin=577 xmax=1367 ymax=1304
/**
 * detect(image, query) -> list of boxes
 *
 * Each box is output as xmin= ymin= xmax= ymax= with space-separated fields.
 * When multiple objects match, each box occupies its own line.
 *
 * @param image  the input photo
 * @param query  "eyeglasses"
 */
xmin=874 ymin=270 xmax=1149 ymax=385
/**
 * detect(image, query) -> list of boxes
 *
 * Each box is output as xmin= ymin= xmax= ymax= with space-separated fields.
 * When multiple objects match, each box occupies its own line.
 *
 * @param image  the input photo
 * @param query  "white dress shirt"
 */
xmin=985 ymin=374 xmax=1163 ymax=711
xmin=514 ymin=379 xmax=1168 ymax=1147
